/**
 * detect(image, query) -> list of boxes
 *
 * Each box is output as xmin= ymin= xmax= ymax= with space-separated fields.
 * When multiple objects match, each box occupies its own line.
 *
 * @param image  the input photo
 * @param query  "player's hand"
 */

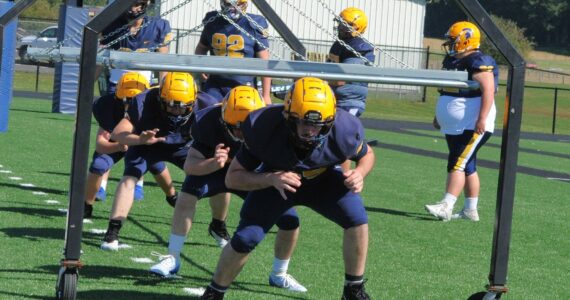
xmin=213 ymin=143 xmax=230 ymax=169
xmin=475 ymin=119 xmax=486 ymax=135
xmin=343 ymin=169 xmax=364 ymax=193
xmin=119 ymin=144 xmax=128 ymax=152
xmin=271 ymin=171 xmax=302 ymax=200
xmin=432 ymin=116 xmax=441 ymax=130
xmin=139 ymin=128 xmax=166 ymax=145
xmin=201 ymin=73 xmax=209 ymax=81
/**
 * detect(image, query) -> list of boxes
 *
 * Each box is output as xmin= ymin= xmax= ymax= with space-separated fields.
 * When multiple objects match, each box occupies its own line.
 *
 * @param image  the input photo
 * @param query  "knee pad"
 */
xmin=275 ymin=214 xmax=300 ymax=231
xmin=229 ymin=225 xmax=266 ymax=254
xmin=148 ymin=161 xmax=166 ymax=175
xmin=89 ymin=154 xmax=114 ymax=175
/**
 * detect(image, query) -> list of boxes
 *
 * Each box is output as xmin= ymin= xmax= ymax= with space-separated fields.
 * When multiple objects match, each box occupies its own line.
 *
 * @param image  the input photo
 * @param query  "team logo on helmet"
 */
xmin=443 ymin=21 xmax=481 ymax=56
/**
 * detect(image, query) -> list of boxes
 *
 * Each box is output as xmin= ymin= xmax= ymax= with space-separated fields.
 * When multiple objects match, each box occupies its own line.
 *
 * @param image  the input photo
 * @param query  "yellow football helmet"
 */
xmin=222 ymin=86 xmax=265 ymax=141
xmin=115 ymin=72 xmax=149 ymax=101
xmin=338 ymin=7 xmax=368 ymax=37
xmin=283 ymin=77 xmax=336 ymax=149
xmin=443 ymin=21 xmax=481 ymax=56
xmin=160 ymin=72 xmax=197 ymax=108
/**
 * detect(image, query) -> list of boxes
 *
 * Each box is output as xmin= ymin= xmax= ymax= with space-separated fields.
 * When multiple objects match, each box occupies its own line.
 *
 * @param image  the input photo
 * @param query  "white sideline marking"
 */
xmin=0 ymin=164 xmax=3 ymax=168
xmin=58 ymin=208 xmax=68 ymax=214
xmin=83 ymin=219 xmax=93 ymax=224
xmin=131 ymin=257 xmax=154 ymax=263
xmin=547 ymin=177 xmax=570 ymax=181
xmin=20 ymin=183 xmax=35 ymax=188
xmin=0 ymin=170 xmax=13 ymax=173
xmin=33 ymin=191 xmax=48 ymax=196
xmin=45 ymin=200 xmax=60 ymax=204
xmin=184 ymin=288 xmax=205 ymax=296
xmin=118 ymin=244 xmax=132 ymax=249
xmin=88 ymin=229 xmax=107 ymax=235
xmin=8 ymin=177 xmax=22 ymax=181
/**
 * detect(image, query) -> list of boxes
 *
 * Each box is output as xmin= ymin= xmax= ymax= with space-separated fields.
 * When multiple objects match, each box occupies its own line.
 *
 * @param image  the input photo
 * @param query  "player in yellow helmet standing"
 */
xmin=426 ymin=21 xmax=499 ymax=222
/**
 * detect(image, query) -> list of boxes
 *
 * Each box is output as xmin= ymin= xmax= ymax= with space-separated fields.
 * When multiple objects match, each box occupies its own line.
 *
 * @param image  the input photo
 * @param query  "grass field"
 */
xmin=0 ymin=98 xmax=568 ymax=299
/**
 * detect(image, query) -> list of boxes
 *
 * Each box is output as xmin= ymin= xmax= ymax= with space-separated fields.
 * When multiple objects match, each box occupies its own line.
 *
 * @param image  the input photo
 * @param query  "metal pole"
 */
xmin=422 ymin=46 xmax=430 ymax=103
xmin=552 ymin=88 xmax=558 ymax=135
xmin=454 ymin=0 xmax=526 ymax=296
xmin=62 ymin=0 xmax=139 ymax=262
xmin=175 ymin=28 xmax=180 ymax=54
xmin=251 ymin=0 xmax=306 ymax=60
xmin=35 ymin=63 xmax=40 ymax=92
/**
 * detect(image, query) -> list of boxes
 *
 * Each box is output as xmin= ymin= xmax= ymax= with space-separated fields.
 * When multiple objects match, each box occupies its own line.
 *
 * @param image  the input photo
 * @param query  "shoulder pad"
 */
xmin=331 ymin=110 xmax=366 ymax=158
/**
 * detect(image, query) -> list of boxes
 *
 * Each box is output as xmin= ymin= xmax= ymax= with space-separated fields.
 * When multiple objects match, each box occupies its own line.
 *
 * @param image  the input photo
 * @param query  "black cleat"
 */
xmin=200 ymin=286 xmax=225 ymax=300
xmin=342 ymin=281 xmax=371 ymax=300
xmin=208 ymin=220 xmax=230 ymax=248
xmin=165 ymin=193 xmax=178 ymax=208
xmin=83 ymin=204 xmax=93 ymax=219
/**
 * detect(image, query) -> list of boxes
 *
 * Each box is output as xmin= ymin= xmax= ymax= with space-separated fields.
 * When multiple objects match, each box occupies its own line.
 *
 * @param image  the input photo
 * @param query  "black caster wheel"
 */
xmin=468 ymin=291 xmax=502 ymax=300
xmin=55 ymin=268 xmax=78 ymax=300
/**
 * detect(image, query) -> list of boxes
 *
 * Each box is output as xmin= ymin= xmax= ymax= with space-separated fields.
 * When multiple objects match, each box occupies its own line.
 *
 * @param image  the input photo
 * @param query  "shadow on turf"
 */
xmin=365 ymin=206 xmax=434 ymax=221
xmin=0 ymin=227 xmax=64 ymax=241
xmin=0 ymin=182 xmax=68 ymax=196
xmin=40 ymin=171 xmax=185 ymax=186
xmin=0 ymin=206 xmax=65 ymax=219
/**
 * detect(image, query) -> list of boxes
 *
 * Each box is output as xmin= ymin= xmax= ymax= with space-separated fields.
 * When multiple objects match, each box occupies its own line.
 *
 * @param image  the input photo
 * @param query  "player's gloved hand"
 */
xmin=432 ymin=116 xmax=441 ymax=130
xmin=271 ymin=171 xmax=301 ymax=200
xmin=343 ymin=169 xmax=364 ymax=193
xmin=139 ymin=128 xmax=166 ymax=145
xmin=214 ymin=143 xmax=230 ymax=169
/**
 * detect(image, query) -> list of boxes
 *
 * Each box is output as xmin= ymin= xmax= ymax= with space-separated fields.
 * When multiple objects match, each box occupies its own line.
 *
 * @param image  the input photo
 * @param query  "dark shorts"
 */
xmin=181 ymin=166 xmax=248 ymax=199
xmin=123 ymin=143 xmax=188 ymax=179
xmin=445 ymin=130 xmax=492 ymax=175
xmin=230 ymin=168 xmax=368 ymax=253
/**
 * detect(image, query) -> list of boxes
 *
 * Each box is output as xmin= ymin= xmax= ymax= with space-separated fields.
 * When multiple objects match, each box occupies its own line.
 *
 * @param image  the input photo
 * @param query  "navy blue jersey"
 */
xmin=127 ymin=88 xmax=192 ymax=145
xmin=92 ymin=94 xmax=125 ymax=132
xmin=329 ymin=37 xmax=375 ymax=67
xmin=194 ymin=91 xmax=223 ymax=111
xmin=101 ymin=16 xmax=172 ymax=52
xmin=439 ymin=51 xmax=499 ymax=97
xmin=236 ymin=105 xmax=368 ymax=179
xmin=190 ymin=105 xmax=241 ymax=159
xmin=200 ymin=11 xmax=269 ymax=87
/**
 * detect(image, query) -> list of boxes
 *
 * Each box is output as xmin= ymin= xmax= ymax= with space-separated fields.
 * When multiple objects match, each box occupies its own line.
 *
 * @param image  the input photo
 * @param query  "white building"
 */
xmin=159 ymin=0 xmax=427 ymax=95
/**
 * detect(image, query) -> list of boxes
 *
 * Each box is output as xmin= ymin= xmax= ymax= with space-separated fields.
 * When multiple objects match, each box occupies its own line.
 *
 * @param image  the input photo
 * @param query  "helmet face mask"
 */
xmin=221 ymin=85 xmax=265 ymax=142
xmin=443 ymin=21 xmax=481 ymax=56
xmin=220 ymin=0 xmax=248 ymax=20
xmin=123 ymin=0 xmax=150 ymax=22
xmin=160 ymin=72 xmax=197 ymax=125
xmin=283 ymin=77 xmax=336 ymax=151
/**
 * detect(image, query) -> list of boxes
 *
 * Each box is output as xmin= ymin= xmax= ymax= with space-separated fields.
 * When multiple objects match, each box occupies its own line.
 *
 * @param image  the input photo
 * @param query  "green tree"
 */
xmin=480 ymin=14 xmax=534 ymax=65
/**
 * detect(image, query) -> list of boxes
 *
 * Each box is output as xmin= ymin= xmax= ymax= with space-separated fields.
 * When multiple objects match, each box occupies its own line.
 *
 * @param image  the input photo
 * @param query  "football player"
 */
xmin=150 ymin=86 xmax=306 ymax=292
xmin=200 ymin=77 xmax=375 ymax=300
xmin=328 ymin=7 xmax=375 ymax=118
xmin=100 ymin=72 xmax=218 ymax=251
xmin=425 ymin=21 xmax=498 ymax=222
xmin=85 ymin=72 xmax=175 ymax=219
xmin=195 ymin=0 xmax=272 ymax=104
xmin=100 ymin=0 xmax=173 ymax=94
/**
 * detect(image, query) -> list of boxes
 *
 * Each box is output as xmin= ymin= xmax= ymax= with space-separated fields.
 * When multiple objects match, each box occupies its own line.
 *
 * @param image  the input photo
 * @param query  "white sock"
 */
xmin=167 ymin=233 xmax=186 ymax=259
xmin=465 ymin=197 xmax=479 ymax=210
xmin=100 ymin=180 xmax=107 ymax=190
xmin=442 ymin=193 xmax=457 ymax=206
xmin=271 ymin=258 xmax=290 ymax=276
xmin=136 ymin=178 xmax=144 ymax=187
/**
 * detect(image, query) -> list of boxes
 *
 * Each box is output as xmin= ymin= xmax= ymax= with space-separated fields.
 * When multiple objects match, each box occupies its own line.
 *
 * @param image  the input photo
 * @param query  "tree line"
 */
xmin=426 ymin=0 xmax=570 ymax=49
